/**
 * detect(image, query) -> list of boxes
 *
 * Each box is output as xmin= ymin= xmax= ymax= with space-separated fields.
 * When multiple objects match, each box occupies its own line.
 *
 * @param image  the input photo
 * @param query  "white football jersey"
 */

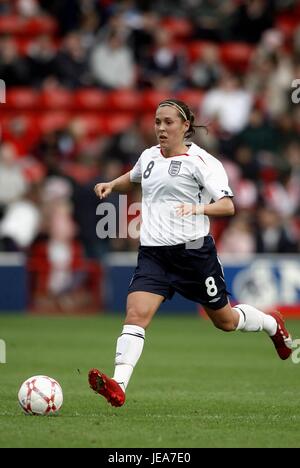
xmin=130 ymin=142 xmax=233 ymax=246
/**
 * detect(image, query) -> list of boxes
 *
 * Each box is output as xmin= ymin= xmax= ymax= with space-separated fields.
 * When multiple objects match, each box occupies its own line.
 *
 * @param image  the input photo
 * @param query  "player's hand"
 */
xmin=94 ymin=182 xmax=113 ymax=199
xmin=176 ymin=204 xmax=203 ymax=216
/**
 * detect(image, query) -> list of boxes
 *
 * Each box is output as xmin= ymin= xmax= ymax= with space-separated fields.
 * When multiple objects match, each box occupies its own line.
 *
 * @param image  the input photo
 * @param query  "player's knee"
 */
xmin=125 ymin=305 xmax=151 ymax=329
xmin=213 ymin=320 xmax=235 ymax=332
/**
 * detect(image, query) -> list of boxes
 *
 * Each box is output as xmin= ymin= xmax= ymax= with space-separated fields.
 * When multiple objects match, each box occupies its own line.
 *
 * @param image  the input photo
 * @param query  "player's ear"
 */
xmin=184 ymin=120 xmax=190 ymax=133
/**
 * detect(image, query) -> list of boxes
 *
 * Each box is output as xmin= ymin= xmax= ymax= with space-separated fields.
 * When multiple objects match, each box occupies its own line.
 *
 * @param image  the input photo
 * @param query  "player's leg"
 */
xmin=203 ymin=302 xmax=292 ymax=360
xmin=112 ymin=291 xmax=164 ymax=390
xmin=89 ymin=291 xmax=164 ymax=406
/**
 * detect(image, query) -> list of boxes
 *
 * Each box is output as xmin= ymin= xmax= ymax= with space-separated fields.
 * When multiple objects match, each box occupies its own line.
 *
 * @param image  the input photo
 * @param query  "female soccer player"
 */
xmin=89 ymin=99 xmax=292 ymax=407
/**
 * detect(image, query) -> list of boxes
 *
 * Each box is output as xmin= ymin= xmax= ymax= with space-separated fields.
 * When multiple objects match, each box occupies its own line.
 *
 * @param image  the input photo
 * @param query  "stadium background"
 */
xmin=0 ymin=0 xmax=299 ymax=316
xmin=1 ymin=0 xmax=300 ymax=450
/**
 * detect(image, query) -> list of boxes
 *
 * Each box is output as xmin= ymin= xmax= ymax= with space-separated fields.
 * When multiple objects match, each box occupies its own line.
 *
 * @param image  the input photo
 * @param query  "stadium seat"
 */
xmin=106 ymin=89 xmax=141 ymax=112
xmin=160 ymin=17 xmax=193 ymax=39
xmin=187 ymin=41 xmax=216 ymax=62
xmin=0 ymin=15 xmax=25 ymax=35
xmin=276 ymin=15 xmax=299 ymax=40
xmin=39 ymin=112 xmax=71 ymax=134
xmin=1 ymin=114 xmax=42 ymax=155
xmin=39 ymin=89 xmax=73 ymax=110
xmin=6 ymin=88 xmax=39 ymax=109
xmin=0 ymin=15 xmax=57 ymax=36
xmin=140 ymin=90 xmax=171 ymax=111
xmin=176 ymin=89 xmax=204 ymax=112
xmin=220 ymin=43 xmax=254 ymax=72
xmin=23 ymin=16 xmax=58 ymax=36
xmin=73 ymin=88 xmax=107 ymax=110
xmin=103 ymin=113 xmax=135 ymax=135
xmin=72 ymin=114 xmax=105 ymax=136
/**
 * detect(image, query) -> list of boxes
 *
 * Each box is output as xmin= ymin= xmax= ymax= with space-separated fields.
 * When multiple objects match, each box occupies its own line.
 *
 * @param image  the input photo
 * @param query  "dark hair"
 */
xmin=158 ymin=98 xmax=208 ymax=139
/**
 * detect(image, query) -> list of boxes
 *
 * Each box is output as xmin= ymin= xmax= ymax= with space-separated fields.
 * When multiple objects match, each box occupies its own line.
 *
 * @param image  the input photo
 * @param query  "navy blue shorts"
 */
xmin=128 ymin=236 xmax=229 ymax=310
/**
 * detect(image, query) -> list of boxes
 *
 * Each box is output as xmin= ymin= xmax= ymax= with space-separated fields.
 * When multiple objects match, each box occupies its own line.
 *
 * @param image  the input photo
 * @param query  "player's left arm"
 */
xmin=176 ymin=155 xmax=235 ymax=217
xmin=176 ymin=196 xmax=235 ymax=217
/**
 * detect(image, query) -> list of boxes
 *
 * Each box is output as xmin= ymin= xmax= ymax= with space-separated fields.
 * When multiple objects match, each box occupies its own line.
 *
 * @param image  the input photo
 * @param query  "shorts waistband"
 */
xmin=140 ymin=236 xmax=212 ymax=250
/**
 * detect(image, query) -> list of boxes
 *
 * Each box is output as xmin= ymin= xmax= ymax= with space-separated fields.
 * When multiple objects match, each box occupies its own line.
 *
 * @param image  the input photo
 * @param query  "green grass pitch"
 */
xmin=0 ymin=313 xmax=300 ymax=448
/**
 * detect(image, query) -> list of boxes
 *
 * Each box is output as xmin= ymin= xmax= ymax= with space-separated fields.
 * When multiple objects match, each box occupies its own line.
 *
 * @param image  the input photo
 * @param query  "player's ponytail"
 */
xmin=158 ymin=99 xmax=208 ymax=139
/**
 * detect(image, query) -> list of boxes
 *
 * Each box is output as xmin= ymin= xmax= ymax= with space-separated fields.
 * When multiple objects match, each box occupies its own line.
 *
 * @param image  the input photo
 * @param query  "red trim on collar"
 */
xmin=160 ymin=149 xmax=190 ymax=158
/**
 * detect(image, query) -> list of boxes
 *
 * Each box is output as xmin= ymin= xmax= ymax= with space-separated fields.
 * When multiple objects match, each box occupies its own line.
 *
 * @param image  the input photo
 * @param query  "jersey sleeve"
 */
xmin=130 ymin=156 xmax=142 ymax=183
xmin=194 ymin=156 xmax=234 ymax=201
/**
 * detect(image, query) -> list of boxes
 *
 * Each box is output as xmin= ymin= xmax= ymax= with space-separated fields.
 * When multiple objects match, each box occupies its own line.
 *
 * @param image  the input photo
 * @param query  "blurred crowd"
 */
xmin=0 ymin=0 xmax=300 ymax=269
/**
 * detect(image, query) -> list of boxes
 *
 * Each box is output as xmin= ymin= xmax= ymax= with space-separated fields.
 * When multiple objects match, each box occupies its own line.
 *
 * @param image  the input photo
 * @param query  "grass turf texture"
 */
xmin=0 ymin=314 xmax=300 ymax=448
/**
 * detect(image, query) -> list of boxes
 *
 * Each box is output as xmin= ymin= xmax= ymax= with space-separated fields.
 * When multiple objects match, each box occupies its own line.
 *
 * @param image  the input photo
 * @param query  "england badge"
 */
xmin=168 ymin=160 xmax=182 ymax=176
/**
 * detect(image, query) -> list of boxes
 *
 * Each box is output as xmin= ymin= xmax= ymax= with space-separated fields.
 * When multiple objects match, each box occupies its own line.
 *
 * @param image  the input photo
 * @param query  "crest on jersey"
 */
xmin=168 ymin=161 xmax=182 ymax=176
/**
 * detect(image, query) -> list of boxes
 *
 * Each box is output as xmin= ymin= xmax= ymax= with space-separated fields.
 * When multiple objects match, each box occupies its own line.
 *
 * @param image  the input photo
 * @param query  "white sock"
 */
xmin=234 ymin=304 xmax=277 ymax=336
xmin=113 ymin=324 xmax=145 ymax=392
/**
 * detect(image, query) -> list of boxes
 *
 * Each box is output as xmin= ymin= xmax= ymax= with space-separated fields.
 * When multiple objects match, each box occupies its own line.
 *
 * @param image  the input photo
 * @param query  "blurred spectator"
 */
xmin=0 ymin=143 xmax=28 ymax=207
xmin=0 ymin=37 xmax=30 ymax=87
xmin=55 ymin=32 xmax=92 ymax=88
xmin=90 ymin=30 xmax=136 ymax=89
xmin=201 ymin=71 xmax=253 ymax=134
xmin=29 ymin=198 xmax=99 ymax=313
xmin=0 ymin=185 xmax=40 ymax=251
xmin=189 ymin=43 xmax=222 ymax=90
xmin=236 ymin=108 xmax=277 ymax=154
xmin=39 ymin=0 xmax=82 ymax=35
xmin=234 ymin=145 xmax=259 ymax=181
xmin=261 ymin=167 xmax=300 ymax=217
xmin=232 ymin=0 xmax=275 ymax=44
xmin=27 ymin=35 xmax=58 ymax=88
xmin=0 ymin=0 xmax=13 ymax=14
xmin=218 ymin=212 xmax=255 ymax=254
xmin=128 ymin=12 xmax=159 ymax=65
xmin=191 ymin=0 xmax=235 ymax=42
xmin=16 ymin=0 xmax=40 ymax=17
xmin=143 ymin=29 xmax=186 ymax=91
xmin=255 ymin=206 xmax=298 ymax=253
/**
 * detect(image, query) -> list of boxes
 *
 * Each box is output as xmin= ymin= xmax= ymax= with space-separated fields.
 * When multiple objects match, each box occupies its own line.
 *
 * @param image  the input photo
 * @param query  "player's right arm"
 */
xmin=94 ymin=171 xmax=136 ymax=199
xmin=95 ymin=152 xmax=144 ymax=199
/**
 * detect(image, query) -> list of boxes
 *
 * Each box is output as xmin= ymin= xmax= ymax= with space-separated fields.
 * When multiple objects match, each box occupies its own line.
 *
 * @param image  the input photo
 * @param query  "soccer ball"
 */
xmin=18 ymin=375 xmax=63 ymax=415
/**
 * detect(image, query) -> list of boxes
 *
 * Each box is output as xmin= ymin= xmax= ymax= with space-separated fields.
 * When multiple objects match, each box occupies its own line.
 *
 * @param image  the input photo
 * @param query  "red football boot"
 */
xmin=269 ymin=311 xmax=292 ymax=360
xmin=88 ymin=368 xmax=125 ymax=407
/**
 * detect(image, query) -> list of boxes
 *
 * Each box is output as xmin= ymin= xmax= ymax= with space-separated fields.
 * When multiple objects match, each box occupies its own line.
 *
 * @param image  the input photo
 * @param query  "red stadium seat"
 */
xmin=176 ymin=89 xmax=204 ymax=112
xmin=0 ymin=16 xmax=25 ymax=35
xmin=0 ymin=15 xmax=58 ymax=36
xmin=73 ymin=88 xmax=107 ymax=110
xmin=106 ymin=89 xmax=141 ymax=112
xmin=187 ymin=41 xmax=216 ymax=62
xmin=0 ymin=113 xmax=42 ymax=155
xmin=6 ymin=88 xmax=39 ymax=109
xmin=39 ymin=89 xmax=73 ymax=110
xmin=72 ymin=114 xmax=105 ymax=136
xmin=23 ymin=16 xmax=58 ymax=36
xmin=39 ymin=112 xmax=71 ymax=134
xmin=103 ymin=113 xmax=135 ymax=135
xmin=160 ymin=17 xmax=193 ymax=39
xmin=220 ymin=42 xmax=254 ymax=72
xmin=276 ymin=15 xmax=299 ymax=40
xmin=141 ymin=90 xmax=171 ymax=111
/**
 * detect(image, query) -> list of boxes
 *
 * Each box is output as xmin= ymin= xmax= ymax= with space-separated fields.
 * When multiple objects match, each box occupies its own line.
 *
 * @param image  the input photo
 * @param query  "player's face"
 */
xmin=155 ymin=106 xmax=189 ymax=152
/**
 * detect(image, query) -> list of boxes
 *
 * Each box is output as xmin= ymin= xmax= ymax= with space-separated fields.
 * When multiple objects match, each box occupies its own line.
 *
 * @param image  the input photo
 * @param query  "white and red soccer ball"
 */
xmin=18 ymin=375 xmax=63 ymax=415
